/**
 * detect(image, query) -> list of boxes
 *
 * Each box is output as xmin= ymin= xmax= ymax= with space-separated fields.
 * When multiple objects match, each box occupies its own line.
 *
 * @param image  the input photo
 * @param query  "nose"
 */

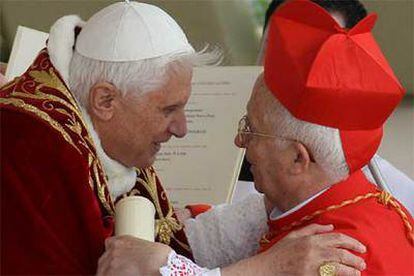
xmin=234 ymin=133 xmax=245 ymax=148
xmin=169 ymin=111 xmax=187 ymax=138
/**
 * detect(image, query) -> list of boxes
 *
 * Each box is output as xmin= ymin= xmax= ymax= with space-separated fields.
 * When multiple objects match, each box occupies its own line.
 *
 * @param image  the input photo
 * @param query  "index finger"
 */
xmin=286 ymin=224 xmax=334 ymax=239
xmin=315 ymin=232 xmax=367 ymax=253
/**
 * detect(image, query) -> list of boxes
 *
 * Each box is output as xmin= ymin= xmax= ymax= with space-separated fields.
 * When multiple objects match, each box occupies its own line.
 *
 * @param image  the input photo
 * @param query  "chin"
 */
xmin=250 ymin=167 xmax=262 ymax=192
xmin=135 ymin=154 xmax=157 ymax=169
xmin=254 ymin=182 xmax=264 ymax=193
xmin=252 ymin=174 xmax=267 ymax=194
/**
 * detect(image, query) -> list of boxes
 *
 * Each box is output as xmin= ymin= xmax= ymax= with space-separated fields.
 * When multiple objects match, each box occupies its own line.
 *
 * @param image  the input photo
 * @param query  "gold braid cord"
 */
xmin=262 ymin=191 xmax=413 ymax=246
xmin=135 ymin=169 xmax=187 ymax=248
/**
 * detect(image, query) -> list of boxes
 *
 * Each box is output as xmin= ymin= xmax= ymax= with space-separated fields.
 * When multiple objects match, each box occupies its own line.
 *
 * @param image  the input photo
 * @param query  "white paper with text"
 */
xmin=154 ymin=67 xmax=262 ymax=207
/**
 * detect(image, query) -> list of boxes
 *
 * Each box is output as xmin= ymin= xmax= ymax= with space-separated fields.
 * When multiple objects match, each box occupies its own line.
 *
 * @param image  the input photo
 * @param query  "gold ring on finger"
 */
xmin=319 ymin=262 xmax=336 ymax=276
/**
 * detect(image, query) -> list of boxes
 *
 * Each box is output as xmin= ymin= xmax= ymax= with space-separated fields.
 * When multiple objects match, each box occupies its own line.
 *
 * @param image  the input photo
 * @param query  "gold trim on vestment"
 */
xmin=135 ymin=168 xmax=184 ymax=246
xmin=12 ymin=90 xmax=83 ymax=120
xmin=1 ymin=66 xmax=115 ymax=216
xmin=0 ymin=97 xmax=81 ymax=154
xmin=29 ymin=69 xmax=78 ymax=108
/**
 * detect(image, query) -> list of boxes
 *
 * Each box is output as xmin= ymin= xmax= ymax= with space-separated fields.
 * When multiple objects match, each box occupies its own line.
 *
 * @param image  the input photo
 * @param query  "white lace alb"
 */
xmin=184 ymin=194 xmax=268 ymax=268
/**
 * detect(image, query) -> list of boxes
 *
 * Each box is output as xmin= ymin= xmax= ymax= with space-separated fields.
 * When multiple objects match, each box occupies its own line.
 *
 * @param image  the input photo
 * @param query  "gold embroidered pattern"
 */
xmin=135 ymin=168 xmax=184 ymax=246
xmin=25 ymin=70 xmax=94 ymax=152
xmin=0 ymin=77 xmax=18 ymax=91
xmin=11 ymin=90 xmax=83 ymax=120
xmin=31 ymin=68 xmax=115 ymax=215
xmin=0 ymin=97 xmax=81 ymax=154
xmin=29 ymin=69 xmax=77 ymax=107
xmin=93 ymin=158 xmax=115 ymax=215
xmin=2 ymin=61 xmax=115 ymax=216
xmin=156 ymin=209 xmax=183 ymax=245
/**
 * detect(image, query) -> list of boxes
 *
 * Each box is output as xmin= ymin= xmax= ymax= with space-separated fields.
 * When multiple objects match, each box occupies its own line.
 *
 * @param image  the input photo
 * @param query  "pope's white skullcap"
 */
xmin=75 ymin=1 xmax=194 ymax=62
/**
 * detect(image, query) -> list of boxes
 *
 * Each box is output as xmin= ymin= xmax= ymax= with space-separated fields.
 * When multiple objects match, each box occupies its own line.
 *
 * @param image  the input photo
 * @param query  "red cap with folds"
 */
xmin=264 ymin=0 xmax=405 ymax=172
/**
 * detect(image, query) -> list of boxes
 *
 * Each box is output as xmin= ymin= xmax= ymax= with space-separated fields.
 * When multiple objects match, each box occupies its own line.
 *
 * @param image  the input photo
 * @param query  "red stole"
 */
xmin=259 ymin=170 xmax=414 ymax=275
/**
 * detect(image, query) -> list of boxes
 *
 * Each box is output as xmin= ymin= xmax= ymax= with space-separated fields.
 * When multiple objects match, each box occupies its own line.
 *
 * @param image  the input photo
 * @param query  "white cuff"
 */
xmin=160 ymin=250 xmax=209 ymax=275
xmin=184 ymin=194 xmax=268 ymax=268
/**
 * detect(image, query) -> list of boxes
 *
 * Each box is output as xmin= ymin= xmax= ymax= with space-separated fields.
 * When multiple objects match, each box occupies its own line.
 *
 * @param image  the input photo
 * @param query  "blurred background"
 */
xmin=0 ymin=0 xmax=412 ymax=177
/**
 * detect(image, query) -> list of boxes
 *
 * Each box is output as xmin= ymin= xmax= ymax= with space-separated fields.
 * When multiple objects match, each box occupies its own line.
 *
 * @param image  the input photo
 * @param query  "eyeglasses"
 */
xmin=237 ymin=115 xmax=295 ymax=146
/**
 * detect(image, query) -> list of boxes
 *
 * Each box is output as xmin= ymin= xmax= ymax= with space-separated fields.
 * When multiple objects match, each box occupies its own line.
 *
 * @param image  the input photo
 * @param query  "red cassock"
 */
xmin=1 ymin=49 xmax=193 ymax=274
xmin=259 ymin=170 xmax=414 ymax=275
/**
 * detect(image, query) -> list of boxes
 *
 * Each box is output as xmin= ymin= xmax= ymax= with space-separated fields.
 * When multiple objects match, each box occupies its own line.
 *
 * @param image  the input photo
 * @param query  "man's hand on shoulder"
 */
xmin=221 ymin=224 xmax=367 ymax=276
xmin=97 ymin=235 xmax=171 ymax=276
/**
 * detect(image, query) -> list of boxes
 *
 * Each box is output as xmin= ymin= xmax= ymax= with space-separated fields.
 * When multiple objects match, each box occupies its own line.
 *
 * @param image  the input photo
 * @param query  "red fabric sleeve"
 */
xmin=1 ymin=110 xmax=110 ymax=274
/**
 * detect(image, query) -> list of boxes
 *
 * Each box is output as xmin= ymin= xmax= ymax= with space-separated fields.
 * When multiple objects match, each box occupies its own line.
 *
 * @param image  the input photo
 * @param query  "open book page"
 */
xmin=5 ymin=26 xmax=48 ymax=81
xmin=154 ymin=67 xmax=262 ymax=207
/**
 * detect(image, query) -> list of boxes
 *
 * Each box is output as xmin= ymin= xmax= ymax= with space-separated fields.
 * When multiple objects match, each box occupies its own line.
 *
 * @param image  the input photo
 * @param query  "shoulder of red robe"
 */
xmin=264 ymin=0 xmax=405 ymax=131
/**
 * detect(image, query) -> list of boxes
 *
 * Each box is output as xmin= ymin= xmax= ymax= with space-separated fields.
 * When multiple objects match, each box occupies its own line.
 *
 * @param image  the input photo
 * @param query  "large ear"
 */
xmin=88 ymin=82 xmax=120 ymax=121
xmin=289 ymin=142 xmax=312 ymax=175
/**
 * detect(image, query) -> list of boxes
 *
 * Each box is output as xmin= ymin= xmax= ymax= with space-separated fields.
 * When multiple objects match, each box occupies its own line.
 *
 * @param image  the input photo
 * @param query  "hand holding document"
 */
xmin=115 ymin=196 xmax=156 ymax=241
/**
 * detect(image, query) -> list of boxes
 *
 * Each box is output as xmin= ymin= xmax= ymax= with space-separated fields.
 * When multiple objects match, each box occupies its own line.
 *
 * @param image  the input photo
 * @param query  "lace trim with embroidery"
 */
xmin=160 ymin=251 xmax=209 ymax=275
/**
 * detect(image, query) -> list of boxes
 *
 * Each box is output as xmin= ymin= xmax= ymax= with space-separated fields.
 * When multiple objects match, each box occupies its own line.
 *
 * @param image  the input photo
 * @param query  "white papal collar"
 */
xmin=270 ymin=187 xmax=329 ymax=220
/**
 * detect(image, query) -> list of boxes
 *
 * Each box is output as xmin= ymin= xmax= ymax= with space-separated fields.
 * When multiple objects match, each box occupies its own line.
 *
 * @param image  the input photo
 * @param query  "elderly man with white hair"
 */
xmin=1 ymin=1 xmax=368 ymax=275
xmin=240 ymin=0 xmax=414 ymax=217
xmin=233 ymin=0 xmax=413 ymax=275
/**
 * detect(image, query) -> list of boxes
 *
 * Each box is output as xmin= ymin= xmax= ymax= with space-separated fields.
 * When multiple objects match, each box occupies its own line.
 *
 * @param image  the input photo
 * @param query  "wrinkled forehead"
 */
xmin=164 ymin=66 xmax=192 ymax=97
xmin=247 ymin=75 xmax=264 ymax=112
xmin=165 ymin=59 xmax=194 ymax=83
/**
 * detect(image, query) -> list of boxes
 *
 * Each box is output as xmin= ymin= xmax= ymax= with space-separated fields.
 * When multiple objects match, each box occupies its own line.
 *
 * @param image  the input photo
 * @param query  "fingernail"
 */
xmin=360 ymin=261 xmax=367 ymax=270
xmin=360 ymin=244 xmax=367 ymax=253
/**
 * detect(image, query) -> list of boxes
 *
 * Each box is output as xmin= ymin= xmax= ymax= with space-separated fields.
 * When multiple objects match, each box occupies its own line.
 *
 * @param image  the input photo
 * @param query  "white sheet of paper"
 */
xmin=5 ymin=26 xmax=48 ymax=81
xmin=154 ymin=66 xmax=262 ymax=207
